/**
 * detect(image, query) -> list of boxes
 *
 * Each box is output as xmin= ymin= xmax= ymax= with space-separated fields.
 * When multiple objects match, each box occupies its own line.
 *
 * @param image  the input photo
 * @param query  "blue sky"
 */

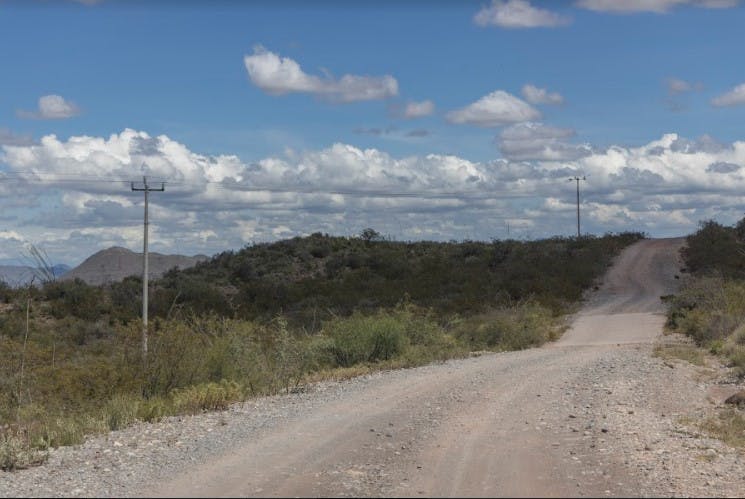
xmin=2 ymin=0 xmax=745 ymax=266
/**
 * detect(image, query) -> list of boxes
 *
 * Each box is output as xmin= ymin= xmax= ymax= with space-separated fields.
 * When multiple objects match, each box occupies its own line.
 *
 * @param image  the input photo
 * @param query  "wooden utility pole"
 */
xmin=131 ymin=175 xmax=165 ymax=359
xmin=569 ymin=176 xmax=586 ymax=238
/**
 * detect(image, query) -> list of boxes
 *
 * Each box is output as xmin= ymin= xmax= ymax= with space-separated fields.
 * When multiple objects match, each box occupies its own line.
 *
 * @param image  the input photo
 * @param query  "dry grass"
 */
xmin=0 ymin=429 xmax=48 ymax=471
xmin=304 ymin=365 xmax=376 ymax=384
xmin=700 ymin=408 xmax=745 ymax=448
xmin=653 ymin=344 xmax=707 ymax=366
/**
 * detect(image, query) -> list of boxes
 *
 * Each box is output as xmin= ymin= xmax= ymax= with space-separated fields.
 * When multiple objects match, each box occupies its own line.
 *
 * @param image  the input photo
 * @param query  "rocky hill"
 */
xmin=62 ymin=247 xmax=208 ymax=286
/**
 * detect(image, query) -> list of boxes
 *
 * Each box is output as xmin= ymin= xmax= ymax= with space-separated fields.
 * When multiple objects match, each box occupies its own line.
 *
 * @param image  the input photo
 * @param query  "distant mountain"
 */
xmin=0 ymin=264 xmax=71 ymax=287
xmin=61 ymin=247 xmax=209 ymax=286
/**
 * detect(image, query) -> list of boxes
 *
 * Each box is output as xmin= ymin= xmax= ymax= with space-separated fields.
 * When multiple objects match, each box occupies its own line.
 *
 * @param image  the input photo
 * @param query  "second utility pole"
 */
xmin=570 ymin=176 xmax=586 ymax=238
xmin=131 ymin=175 xmax=165 ymax=359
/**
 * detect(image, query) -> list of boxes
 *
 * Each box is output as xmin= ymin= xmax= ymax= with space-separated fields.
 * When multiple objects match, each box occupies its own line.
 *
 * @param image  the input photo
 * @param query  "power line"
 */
xmin=0 ymin=173 xmax=545 ymax=201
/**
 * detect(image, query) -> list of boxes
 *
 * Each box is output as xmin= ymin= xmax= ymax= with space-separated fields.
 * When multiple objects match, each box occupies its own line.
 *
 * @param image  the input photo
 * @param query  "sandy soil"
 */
xmin=140 ymin=237 xmax=696 ymax=498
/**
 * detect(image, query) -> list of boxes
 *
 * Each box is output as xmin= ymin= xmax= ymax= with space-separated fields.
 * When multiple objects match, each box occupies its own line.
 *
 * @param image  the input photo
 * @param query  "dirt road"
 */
xmin=141 ymin=237 xmax=696 ymax=497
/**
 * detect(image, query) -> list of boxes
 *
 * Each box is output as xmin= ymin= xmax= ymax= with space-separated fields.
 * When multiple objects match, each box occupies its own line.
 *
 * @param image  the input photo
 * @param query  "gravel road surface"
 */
xmin=2 ymin=237 xmax=744 ymax=497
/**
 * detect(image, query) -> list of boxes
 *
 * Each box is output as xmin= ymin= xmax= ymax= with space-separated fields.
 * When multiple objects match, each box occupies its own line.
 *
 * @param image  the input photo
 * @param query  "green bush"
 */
xmin=452 ymin=302 xmax=556 ymax=351
xmin=682 ymin=220 xmax=745 ymax=278
xmin=103 ymin=393 xmax=140 ymax=431
xmin=136 ymin=397 xmax=171 ymax=423
xmin=667 ymin=277 xmax=745 ymax=345
xmin=43 ymin=279 xmax=106 ymax=321
xmin=324 ymin=311 xmax=408 ymax=367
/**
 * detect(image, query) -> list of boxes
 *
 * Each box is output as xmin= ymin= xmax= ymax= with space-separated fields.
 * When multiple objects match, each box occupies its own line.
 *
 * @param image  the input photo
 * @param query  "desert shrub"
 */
xmin=136 ymin=396 xmax=171 ymax=423
xmin=452 ymin=302 xmax=556 ymax=351
xmin=701 ymin=408 xmax=745 ymax=448
xmin=103 ymin=393 xmax=140 ymax=431
xmin=151 ymin=277 xmax=233 ymax=319
xmin=0 ymin=429 xmax=47 ymax=471
xmin=0 ymin=308 xmax=31 ymax=341
xmin=30 ymin=413 xmax=104 ymax=449
xmin=324 ymin=311 xmax=409 ymax=367
xmin=665 ymin=271 xmax=745 ymax=374
xmin=107 ymin=276 xmax=141 ymax=322
xmin=266 ymin=317 xmax=316 ymax=393
xmin=724 ymin=344 xmax=745 ymax=375
xmin=653 ymin=344 xmax=706 ymax=366
xmin=31 ymin=361 xmax=124 ymax=408
xmin=51 ymin=317 xmax=115 ymax=346
xmin=304 ymin=334 xmax=337 ymax=369
xmin=171 ymin=379 xmax=242 ymax=414
xmin=139 ymin=320 xmax=212 ymax=396
xmin=720 ymin=325 xmax=745 ymax=375
xmin=0 ymin=281 xmax=15 ymax=303
xmin=400 ymin=333 xmax=465 ymax=366
xmin=42 ymin=278 xmax=106 ymax=321
xmin=682 ymin=220 xmax=745 ymax=277
xmin=667 ymin=277 xmax=745 ymax=345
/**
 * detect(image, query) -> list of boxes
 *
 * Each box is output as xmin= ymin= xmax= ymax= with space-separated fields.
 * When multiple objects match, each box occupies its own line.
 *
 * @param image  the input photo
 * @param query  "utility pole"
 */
xmin=569 ymin=176 xmax=586 ymax=238
xmin=131 ymin=175 xmax=165 ymax=359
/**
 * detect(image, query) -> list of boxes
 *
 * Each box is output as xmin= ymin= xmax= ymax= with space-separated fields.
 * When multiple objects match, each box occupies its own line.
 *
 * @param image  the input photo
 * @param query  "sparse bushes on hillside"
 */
xmin=42 ymin=278 xmax=106 ymax=321
xmin=148 ymin=232 xmax=644 ymax=327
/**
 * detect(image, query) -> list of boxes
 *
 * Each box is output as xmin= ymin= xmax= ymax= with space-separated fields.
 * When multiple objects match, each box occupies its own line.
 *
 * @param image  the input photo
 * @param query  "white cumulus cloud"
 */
xmin=474 ymin=0 xmax=570 ymax=28
xmin=712 ymin=83 xmax=745 ymax=107
xmin=17 ymin=95 xmax=80 ymax=120
xmin=403 ymin=100 xmax=435 ymax=119
xmin=0 ymin=128 xmax=34 ymax=146
xmin=521 ymin=84 xmax=564 ymax=105
xmin=4 ymin=129 xmax=745 ymax=265
xmin=667 ymin=78 xmax=693 ymax=94
xmin=576 ymin=0 xmax=739 ymax=13
xmin=446 ymin=90 xmax=540 ymax=127
xmin=243 ymin=45 xmax=398 ymax=103
xmin=498 ymin=122 xmax=591 ymax=161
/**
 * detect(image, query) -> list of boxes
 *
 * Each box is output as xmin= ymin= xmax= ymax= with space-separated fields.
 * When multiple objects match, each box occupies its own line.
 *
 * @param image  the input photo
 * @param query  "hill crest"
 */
xmin=62 ymin=246 xmax=208 ymax=286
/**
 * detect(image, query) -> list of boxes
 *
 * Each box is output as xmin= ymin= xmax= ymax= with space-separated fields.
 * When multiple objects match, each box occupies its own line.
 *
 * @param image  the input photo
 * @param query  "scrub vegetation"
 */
xmin=664 ymin=218 xmax=745 ymax=449
xmin=0 ymin=230 xmax=642 ymax=470
xmin=666 ymin=219 xmax=745 ymax=374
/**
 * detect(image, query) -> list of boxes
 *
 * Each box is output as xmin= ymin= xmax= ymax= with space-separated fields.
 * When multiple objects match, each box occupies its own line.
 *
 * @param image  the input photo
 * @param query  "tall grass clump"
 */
xmin=320 ymin=303 xmax=466 ymax=369
xmin=324 ymin=311 xmax=409 ymax=367
xmin=451 ymin=301 xmax=558 ymax=351
xmin=721 ymin=324 xmax=745 ymax=375
xmin=171 ymin=379 xmax=242 ymax=414
xmin=700 ymin=408 xmax=745 ymax=448
xmin=103 ymin=394 xmax=140 ymax=431
xmin=0 ymin=428 xmax=48 ymax=471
